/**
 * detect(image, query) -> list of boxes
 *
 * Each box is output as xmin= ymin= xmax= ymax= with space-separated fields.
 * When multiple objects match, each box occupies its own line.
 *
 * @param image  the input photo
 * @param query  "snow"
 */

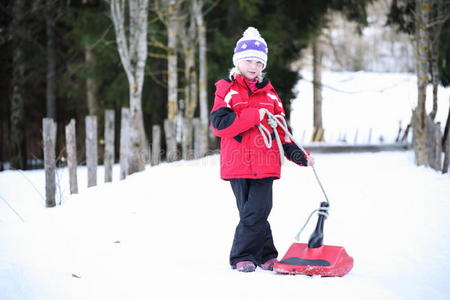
xmin=1 ymin=72 xmax=450 ymax=300
xmin=291 ymin=71 xmax=450 ymax=144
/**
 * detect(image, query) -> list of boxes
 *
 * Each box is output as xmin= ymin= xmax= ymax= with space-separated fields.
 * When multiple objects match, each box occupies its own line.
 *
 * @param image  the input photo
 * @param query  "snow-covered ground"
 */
xmin=1 ymin=153 xmax=450 ymax=300
xmin=1 ymin=72 xmax=450 ymax=300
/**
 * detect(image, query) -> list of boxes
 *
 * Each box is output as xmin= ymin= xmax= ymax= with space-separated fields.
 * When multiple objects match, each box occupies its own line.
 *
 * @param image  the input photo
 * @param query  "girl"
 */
xmin=210 ymin=27 xmax=314 ymax=272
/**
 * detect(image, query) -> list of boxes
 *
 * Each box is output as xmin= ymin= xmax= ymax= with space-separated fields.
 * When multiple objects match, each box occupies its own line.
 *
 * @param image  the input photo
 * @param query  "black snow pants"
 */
xmin=229 ymin=177 xmax=278 ymax=267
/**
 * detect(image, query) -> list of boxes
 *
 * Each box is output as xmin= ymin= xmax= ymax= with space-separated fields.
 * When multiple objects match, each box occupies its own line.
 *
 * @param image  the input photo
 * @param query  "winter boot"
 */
xmin=260 ymin=258 xmax=278 ymax=271
xmin=235 ymin=261 xmax=256 ymax=272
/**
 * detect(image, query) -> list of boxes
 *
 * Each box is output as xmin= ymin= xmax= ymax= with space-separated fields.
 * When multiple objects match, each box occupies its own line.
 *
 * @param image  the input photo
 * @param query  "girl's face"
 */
xmin=237 ymin=60 xmax=264 ymax=81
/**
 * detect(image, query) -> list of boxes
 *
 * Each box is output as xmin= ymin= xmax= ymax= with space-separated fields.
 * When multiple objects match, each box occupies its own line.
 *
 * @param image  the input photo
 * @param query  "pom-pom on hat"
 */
xmin=233 ymin=27 xmax=268 ymax=69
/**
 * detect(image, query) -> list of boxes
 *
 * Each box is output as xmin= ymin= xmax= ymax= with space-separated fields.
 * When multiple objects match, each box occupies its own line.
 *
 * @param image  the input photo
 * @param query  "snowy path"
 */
xmin=1 ymin=151 xmax=449 ymax=300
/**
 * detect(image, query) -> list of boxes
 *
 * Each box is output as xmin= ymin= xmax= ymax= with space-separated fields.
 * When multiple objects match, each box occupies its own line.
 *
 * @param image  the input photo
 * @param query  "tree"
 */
xmin=179 ymin=0 xmax=197 ymax=159
xmin=312 ymin=35 xmax=325 ymax=142
xmin=45 ymin=0 xmax=57 ymax=119
xmin=154 ymin=0 xmax=183 ymax=161
xmin=166 ymin=0 xmax=181 ymax=124
xmin=10 ymin=0 xmax=27 ymax=169
xmin=428 ymin=0 xmax=450 ymax=120
xmin=62 ymin=1 xmax=128 ymax=116
xmin=85 ymin=45 xmax=99 ymax=115
xmin=412 ymin=0 xmax=431 ymax=166
xmin=388 ymin=0 xmax=450 ymax=166
xmin=205 ymin=0 xmax=372 ymax=123
xmin=107 ymin=0 xmax=149 ymax=174
xmin=193 ymin=0 xmax=209 ymax=157
xmin=177 ymin=0 xmax=210 ymax=159
xmin=1 ymin=0 xmax=382 ymax=168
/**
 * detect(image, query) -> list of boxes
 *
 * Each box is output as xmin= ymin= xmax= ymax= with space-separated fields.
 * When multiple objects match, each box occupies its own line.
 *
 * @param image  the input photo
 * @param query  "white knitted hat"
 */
xmin=233 ymin=27 xmax=268 ymax=69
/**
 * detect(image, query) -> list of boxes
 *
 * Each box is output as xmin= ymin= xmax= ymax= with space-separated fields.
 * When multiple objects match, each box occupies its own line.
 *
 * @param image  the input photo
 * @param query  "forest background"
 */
xmin=1 ymin=0 xmax=449 ymax=171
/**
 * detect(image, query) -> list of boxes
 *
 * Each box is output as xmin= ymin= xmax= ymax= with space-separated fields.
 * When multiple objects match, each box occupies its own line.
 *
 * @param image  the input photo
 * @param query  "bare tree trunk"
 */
xmin=413 ymin=0 xmax=431 ymax=166
xmin=167 ymin=0 xmax=179 ymax=122
xmin=180 ymin=2 xmax=198 ymax=161
xmin=193 ymin=0 xmax=208 ymax=156
xmin=164 ymin=0 xmax=180 ymax=161
xmin=430 ymin=41 xmax=439 ymax=121
xmin=45 ymin=0 xmax=57 ymax=119
xmin=85 ymin=45 xmax=98 ymax=115
xmin=10 ymin=0 xmax=27 ymax=170
xmin=429 ymin=0 xmax=450 ymax=120
xmin=129 ymin=95 xmax=147 ymax=170
xmin=185 ymin=69 xmax=198 ymax=159
xmin=312 ymin=37 xmax=324 ymax=142
xmin=109 ymin=0 xmax=149 ymax=174
xmin=182 ymin=11 xmax=197 ymax=120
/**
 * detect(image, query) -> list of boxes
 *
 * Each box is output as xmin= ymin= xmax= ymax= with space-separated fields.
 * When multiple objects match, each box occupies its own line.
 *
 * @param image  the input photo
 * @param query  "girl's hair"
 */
xmin=228 ymin=66 xmax=265 ymax=83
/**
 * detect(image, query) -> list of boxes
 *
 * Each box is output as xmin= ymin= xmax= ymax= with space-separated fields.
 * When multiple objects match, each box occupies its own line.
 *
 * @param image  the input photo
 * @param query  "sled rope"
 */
xmin=258 ymin=109 xmax=329 ymax=202
xmin=257 ymin=113 xmax=287 ymax=165
xmin=258 ymin=109 xmax=331 ymax=241
xmin=294 ymin=206 xmax=329 ymax=242
xmin=258 ymin=109 xmax=310 ymax=168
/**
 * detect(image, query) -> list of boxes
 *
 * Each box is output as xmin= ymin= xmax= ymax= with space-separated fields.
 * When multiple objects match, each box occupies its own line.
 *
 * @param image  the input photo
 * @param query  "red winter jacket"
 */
xmin=210 ymin=75 xmax=308 ymax=180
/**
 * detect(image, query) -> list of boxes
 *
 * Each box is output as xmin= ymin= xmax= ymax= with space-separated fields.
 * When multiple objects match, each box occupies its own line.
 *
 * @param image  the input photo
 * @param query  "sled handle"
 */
xmin=307 ymin=202 xmax=329 ymax=248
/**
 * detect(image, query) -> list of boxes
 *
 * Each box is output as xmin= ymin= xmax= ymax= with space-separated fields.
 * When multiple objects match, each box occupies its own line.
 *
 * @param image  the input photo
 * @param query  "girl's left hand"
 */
xmin=306 ymin=155 xmax=315 ymax=167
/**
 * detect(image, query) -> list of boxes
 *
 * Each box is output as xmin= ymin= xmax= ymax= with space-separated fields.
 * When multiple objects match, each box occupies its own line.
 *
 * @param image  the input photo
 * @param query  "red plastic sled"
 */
xmin=273 ymin=242 xmax=353 ymax=277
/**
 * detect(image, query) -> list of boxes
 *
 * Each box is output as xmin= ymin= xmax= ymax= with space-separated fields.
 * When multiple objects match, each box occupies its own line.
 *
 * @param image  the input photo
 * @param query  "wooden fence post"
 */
xmin=443 ymin=126 xmax=450 ymax=174
xmin=164 ymin=119 xmax=178 ymax=162
xmin=182 ymin=118 xmax=194 ymax=160
xmin=104 ymin=110 xmax=115 ymax=182
xmin=120 ymin=108 xmax=129 ymax=180
xmin=65 ymin=119 xmax=78 ymax=194
xmin=424 ymin=116 xmax=443 ymax=171
xmin=433 ymin=122 xmax=442 ymax=172
xmin=401 ymin=124 xmax=411 ymax=144
xmin=426 ymin=116 xmax=434 ymax=168
xmin=151 ymin=124 xmax=161 ymax=166
xmin=43 ymin=118 xmax=57 ymax=207
xmin=395 ymin=121 xmax=402 ymax=143
xmin=86 ymin=115 xmax=97 ymax=187
xmin=193 ymin=118 xmax=201 ymax=159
